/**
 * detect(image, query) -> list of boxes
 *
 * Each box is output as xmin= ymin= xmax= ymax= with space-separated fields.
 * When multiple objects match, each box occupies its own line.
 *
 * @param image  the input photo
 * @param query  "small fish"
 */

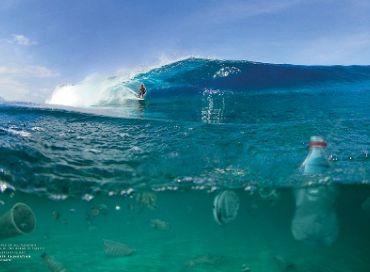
xmin=103 ymin=239 xmax=135 ymax=257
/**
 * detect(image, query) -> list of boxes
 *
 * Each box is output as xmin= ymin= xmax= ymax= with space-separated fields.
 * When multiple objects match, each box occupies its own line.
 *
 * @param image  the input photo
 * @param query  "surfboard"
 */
xmin=127 ymin=88 xmax=145 ymax=101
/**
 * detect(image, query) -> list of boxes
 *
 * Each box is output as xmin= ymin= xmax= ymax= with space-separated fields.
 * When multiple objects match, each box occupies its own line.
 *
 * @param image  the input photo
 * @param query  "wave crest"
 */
xmin=46 ymin=57 xmax=370 ymax=108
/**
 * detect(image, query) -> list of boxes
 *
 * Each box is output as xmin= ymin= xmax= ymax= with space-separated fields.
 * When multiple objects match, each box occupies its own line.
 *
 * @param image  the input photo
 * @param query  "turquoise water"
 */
xmin=1 ymin=188 xmax=370 ymax=271
xmin=1 ymin=58 xmax=370 ymax=271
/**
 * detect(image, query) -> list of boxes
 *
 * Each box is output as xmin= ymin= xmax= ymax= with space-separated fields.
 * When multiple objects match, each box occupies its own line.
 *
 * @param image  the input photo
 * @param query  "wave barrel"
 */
xmin=0 ymin=203 xmax=36 ymax=240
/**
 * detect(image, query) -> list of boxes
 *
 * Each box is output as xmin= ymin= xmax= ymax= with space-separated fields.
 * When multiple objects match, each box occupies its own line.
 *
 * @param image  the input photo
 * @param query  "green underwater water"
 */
xmin=1 ymin=186 xmax=370 ymax=272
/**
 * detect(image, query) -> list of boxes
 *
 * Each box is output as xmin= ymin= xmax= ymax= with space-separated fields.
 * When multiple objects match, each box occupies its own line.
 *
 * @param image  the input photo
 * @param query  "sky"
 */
xmin=1 ymin=0 xmax=370 ymax=102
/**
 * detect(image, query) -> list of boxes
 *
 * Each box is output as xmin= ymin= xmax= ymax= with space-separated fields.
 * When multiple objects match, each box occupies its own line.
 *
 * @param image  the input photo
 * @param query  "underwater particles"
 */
xmin=85 ymin=204 xmax=109 ymax=223
xmin=51 ymin=210 xmax=60 ymax=221
xmin=3 ymin=135 xmax=369 ymax=272
xmin=150 ymin=218 xmax=170 ymax=230
xmin=135 ymin=191 xmax=157 ymax=210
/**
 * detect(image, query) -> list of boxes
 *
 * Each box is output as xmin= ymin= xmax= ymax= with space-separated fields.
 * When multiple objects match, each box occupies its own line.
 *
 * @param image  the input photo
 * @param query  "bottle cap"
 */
xmin=309 ymin=136 xmax=327 ymax=148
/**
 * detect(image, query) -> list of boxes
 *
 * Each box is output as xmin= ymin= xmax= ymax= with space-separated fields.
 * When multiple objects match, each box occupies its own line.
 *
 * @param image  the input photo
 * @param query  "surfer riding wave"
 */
xmin=137 ymin=84 xmax=146 ymax=99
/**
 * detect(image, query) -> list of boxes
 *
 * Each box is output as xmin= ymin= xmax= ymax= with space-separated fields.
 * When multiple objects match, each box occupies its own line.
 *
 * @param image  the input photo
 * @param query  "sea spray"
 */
xmin=47 ymin=74 xmax=138 ymax=107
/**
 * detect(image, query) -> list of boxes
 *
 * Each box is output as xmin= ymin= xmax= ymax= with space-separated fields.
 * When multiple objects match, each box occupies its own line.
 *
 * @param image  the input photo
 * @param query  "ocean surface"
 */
xmin=0 ymin=58 xmax=370 ymax=271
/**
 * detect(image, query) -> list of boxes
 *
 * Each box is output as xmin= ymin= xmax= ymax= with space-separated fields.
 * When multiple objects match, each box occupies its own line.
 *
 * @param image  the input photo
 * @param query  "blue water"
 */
xmin=0 ymin=58 xmax=370 ymax=271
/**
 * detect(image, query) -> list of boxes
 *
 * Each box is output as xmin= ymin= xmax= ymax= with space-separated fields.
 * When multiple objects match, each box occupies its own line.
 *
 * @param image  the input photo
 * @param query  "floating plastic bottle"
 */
xmin=291 ymin=136 xmax=338 ymax=245
xmin=213 ymin=190 xmax=240 ymax=225
xmin=301 ymin=136 xmax=329 ymax=175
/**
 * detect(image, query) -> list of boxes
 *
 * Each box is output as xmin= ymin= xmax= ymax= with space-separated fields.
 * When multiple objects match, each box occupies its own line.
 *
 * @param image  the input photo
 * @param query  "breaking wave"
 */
xmin=46 ymin=58 xmax=370 ymax=108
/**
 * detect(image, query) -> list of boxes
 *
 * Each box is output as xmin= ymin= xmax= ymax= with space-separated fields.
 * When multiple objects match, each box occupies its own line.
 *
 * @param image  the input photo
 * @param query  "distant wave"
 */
xmin=135 ymin=58 xmax=370 ymax=90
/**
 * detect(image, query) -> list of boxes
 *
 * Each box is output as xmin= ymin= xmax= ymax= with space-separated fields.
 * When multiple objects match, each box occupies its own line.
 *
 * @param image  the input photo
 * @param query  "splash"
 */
xmin=46 ymin=56 xmax=193 ymax=108
xmin=46 ymin=74 xmax=138 ymax=107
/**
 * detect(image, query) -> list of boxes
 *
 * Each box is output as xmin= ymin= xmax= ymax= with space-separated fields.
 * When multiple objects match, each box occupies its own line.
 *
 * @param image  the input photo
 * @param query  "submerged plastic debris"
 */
xmin=41 ymin=252 xmax=67 ymax=272
xmin=86 ymin=204 xmax=108 ymax=223
xmin=213 ymin=190 xmax=240 ymax=225
xmin=185 ymin=255 xmax=225 ymax=268
xmin=0 ymin=202 xmax=36 ymax=240
xmin=292 ymin=185 xmax=338 ymax=245
xmin=103 ymin=239 xmax=135 ymax=257
xmin=241 ymin=264 xmax=252 ymax=272
xmin=274 ymin=255 xmax=296 ymax=271
xmin=150 ymin=218 xmax=170 ymax=231
xmin=291 ymin=136 xmax=338 ymax=245
xmin=52 ymin=210 xmax=60 ymax=221
xmin=135 ymin=191 xmax=157 ymax=210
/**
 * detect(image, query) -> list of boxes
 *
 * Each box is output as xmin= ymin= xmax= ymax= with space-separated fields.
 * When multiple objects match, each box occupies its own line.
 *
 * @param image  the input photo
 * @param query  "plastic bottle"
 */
xmin=301 ymin=136 xmax=329 ymax=175
xmin=291 ymin=136 xmax=338 ymax=245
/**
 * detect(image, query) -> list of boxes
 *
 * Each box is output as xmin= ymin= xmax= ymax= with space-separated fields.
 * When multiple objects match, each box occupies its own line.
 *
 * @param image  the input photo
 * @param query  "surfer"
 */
xmin=137 ymin=84 xmax=146 ymax=99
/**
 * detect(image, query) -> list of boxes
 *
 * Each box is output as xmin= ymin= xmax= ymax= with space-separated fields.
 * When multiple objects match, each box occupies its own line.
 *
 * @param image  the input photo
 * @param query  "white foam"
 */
xmin=213 ymin=66 xmax=241 ymax=78
xmin=1 ymin=127 xmax=31 ymax=137
xmin=46 ymin=55 xmax=201 ymax=108
xmin=46 ymin=73 xmax=137 ymax=107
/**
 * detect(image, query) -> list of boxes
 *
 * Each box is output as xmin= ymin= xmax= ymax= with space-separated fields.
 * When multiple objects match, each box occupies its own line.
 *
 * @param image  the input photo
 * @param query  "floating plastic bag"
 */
xmin=213 ymin=190 xmax=240 ymax=225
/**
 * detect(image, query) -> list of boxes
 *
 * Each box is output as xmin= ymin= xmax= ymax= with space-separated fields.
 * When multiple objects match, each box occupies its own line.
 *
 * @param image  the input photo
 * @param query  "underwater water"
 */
xmin=1 ymin=58 xmax=370 ymax=271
